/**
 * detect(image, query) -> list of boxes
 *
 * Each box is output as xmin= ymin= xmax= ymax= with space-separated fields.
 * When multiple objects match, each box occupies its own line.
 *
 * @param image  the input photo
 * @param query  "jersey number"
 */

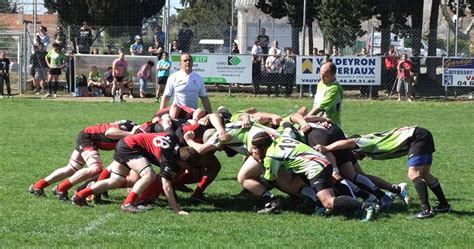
xmin=153 ymin=136 xmax=171 ymax=149
xmin=278 ymin=139 xmax=297 ymax=151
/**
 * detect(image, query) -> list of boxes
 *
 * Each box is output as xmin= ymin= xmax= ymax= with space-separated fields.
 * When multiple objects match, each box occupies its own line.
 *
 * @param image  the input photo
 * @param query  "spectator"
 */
xmin=282 ymin=48 xmax=296 ymax=97
xmin=156 ymin=52 xmax=171 ymax=102
xmin=178 ymin=22 xmax=194 ymax=53
xmin=101 ymin=66 xmax=114 ymax=94
xmin=306 ymin=62 xmax=344 ymax=127
xmin=45 ymin=43 xmax=67 ymax=98
xmin=231 ymin=42 xmax=240 ymax=54
xmin=0 ymin=50 xmax=11 ymax=98
xmin=358 ymin=47 xmax=374 ymax=97
xmin=123 ymin=70 xmax=134 ymax=98
xmin=154 ymin=25 xmax=166 ymax=46
xmin=91 ymin=48 xmax=100 ymax=55
xmin=318 ymin=50 xmax=325 ymax=56
xmin=170 ymin=40 xmax=182 ymax=53
xmin=265 ymin=51 xmax=283 ymax=96
xmin=111 ymin=50 xmax=128 ymax=102
xmin=357 ymin=47 xmax=369 ymax=56
xmin=36 ymin=26 xmax=50 ymax=51
xmin=76 ymin=21 xmax=93 ymax=54
xmin=137 ymin=60 xmax=155 ymax=98
xmin=53 ymin=26 xmax=67 ymax=51
xmin=130 ymin=35 xmax=144 ymax=56
xmin=257 ymin=27 xmax=270 ymax=54
xmin=87 ymin=65 xmax=105 ymax=96
xmin=385 ymin=45 xmax=399 ymax=90
xmin=268 ymin=40 xmax=282 ymax=56
xmin=160 ymin=53 xmax=212 ymax=114
xmin=148 ymin=36 xmax=164 ymax=58
xmin=30 ymin=44 xmax=48 ymax=94
xmin=65 ymin=50 xmax=76 ymax=94
xmin=251 ymin=40 xmax=263 ymax=96
xmin=331 ymin=46 xmax=342 ymax=56
xmin=311 ymin=47 xmax=318 ymax=56
xmin=397 ymin=53 xmax=414 ymax=102
xmin=103 ymin=45 xmax=114 ymax=55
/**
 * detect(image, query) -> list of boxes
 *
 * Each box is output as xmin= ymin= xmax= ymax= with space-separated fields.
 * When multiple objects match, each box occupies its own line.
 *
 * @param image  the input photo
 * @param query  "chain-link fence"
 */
xmin=2 ymin=14 xmax=472 ymax=99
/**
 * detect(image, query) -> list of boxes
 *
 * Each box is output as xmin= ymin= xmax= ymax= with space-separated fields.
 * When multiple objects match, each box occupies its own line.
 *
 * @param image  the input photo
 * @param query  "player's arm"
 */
xmin=183 ymin=131 xmax=218 ymax=154
xmin=239 ymin=112 xmax=251 ymax=128
xmin=209 ymin=113 xmax=230 ymax=142
xmin=252 ymin=112 xmax=282 ymax=126
xmin=104 ymin=126 xmax=138 ymax=139
xmin=161 ymin=177 xmax=187 ymax=215
xmin=316 ymin=139 xmax=357 ymax=153
xmin=289 ymin=112 xmax=311 ymax=133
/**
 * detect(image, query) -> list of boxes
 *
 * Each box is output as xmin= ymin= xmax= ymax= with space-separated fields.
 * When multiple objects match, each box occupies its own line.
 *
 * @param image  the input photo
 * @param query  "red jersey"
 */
xmin=153 ymin=105 xmax=194 ymax=120
xmin=123 ymin=132 xmax=178 ymax=168
xmin=397 ymin=60 xmax=413 ymax=79
xmin=384 ymin=52 xmax=398 ymax=70
xmin=82 ymin=121 xmax=135 ymax=150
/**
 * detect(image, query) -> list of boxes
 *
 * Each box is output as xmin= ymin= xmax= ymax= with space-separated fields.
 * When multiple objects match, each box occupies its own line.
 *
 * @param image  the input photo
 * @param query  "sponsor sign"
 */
xmin=442 ymin=58 xmax=474 ymax=87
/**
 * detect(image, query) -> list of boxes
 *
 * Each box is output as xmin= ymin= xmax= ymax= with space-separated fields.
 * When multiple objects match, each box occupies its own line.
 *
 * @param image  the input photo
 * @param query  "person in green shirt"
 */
xmin=306 ymin=62 xmax=343 ymax=126
xmin=251 ymin=131 xmax=376 ymax=221
xmin=315 ymin=126 xmax=451 ymax=219
xmin=45 ymin=43 xmax=67 ymax=97
xmin=87 ymin=65 xmax=104 ymax=96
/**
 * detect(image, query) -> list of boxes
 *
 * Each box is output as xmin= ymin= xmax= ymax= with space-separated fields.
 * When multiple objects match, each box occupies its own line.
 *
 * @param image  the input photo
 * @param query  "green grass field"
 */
xmin=0 ymin=96 xmax=473 ymax=247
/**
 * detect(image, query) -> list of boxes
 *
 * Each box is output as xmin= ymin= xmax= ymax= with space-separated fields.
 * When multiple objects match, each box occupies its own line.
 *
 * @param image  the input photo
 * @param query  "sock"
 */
xmin=76 ymin=187 xmax=94 ymax=199
xmin=353 ymin=174 xmax=386 ymax=199
xmin=124 ymin=191 xmax=138 ymax=205
xmin=48 ymin=81 xmax=52 ymax=94
xmin=333 ymin=195 xmax=363 ymax=214
xmin=428 ymin=178 xmax=448 ymax=206
xmin=97 ymin=169 xmax=111 ymax=181
xmin=192 ymin=176 xmax=211 ymax=197
xmin=334 ymin=179 xmax=357 ymax=199
xmin=260 ymin=190 xmax=273 ymax=200
xmin=137 ymin=178 xmax=163 ymax=203
xmin=33 ymin=178 xmax=50 ymax=189
xmin=299 ymin=186 xmax=317 ymax=203
xmin=57 ymin=179 xmax=73 ymax=192
xmin=391 ymin=184 xmax=401 ymax=194
xmin=53 ymin=81 xmax=58 ymax=93
xmin=413 ymin=176 xmax=430 ymax=210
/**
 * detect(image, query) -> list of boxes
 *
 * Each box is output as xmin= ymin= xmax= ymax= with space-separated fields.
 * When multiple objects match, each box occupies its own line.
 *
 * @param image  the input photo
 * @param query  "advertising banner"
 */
xmin=442 ymin=58 xmax=474 ymax=87
xmin=296 ymin=56 xmax=381 ymax=85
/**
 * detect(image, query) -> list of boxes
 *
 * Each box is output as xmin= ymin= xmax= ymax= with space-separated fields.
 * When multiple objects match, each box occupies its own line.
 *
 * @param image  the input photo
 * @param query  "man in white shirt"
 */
xmin=160 ymin=53 xmax=212 ymax=114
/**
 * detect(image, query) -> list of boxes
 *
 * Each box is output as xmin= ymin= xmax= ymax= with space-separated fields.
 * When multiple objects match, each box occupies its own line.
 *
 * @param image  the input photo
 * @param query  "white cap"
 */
xmin=135 ymin=35 xmax=142 ymax=40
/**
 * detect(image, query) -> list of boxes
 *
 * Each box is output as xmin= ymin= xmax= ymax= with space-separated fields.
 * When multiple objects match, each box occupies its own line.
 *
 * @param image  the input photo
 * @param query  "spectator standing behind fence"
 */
xmin=88 ymin=65 xmax=105 ymax=96
xmin=397 ymin=53 xmax=414 ymax=102
xmin=231 ymin=42 xmax=240 ymax=54
xmin=0 ymin=51 xmax=11 ymax=98
xmin=101 ymin=66 xmax=114 ymax=94
xmin=178 ymin=23 xmax=194 ymax=53
xmin=251 ymin=40 xmax=263 ymax=96
xmin=154 ymin=25 xmax=166 ymax=46
xmin=130 ymin=36 xmax=144 ymax=56
xmin=306 ymin=62 xmax=343 ymax=127
xmin=331 ymin=46 xmax=342 ymax=56
xmin=36 ymin=26 xmax=50 ymax=51
xmin=76 ymin=21 xmax=93 ymax=54
xmin=103 ymin=45 xmax=114 ymax=55
xmin=282 ymin=48 xmax=296 ymax=97
xmin=265 ymin=50 xmax=283 ymax=96
xmin=385 ymin=45 xmax=399 ymax=90
xmin=53 ymin=26 xmax=67 ymax=51
xmin=257 ymin=28 xmax=270 ymax=55
xmin=156 ymin=52 xmax=171 ymax=102
xmin=268 ymin=40 xmax=282 ymax=56
xmin=148 ymin=36 xmax=164 ymax=58
xmin=170 ymin=40 xmax=182 ymax=53
xmin=111 ymin=50 xmax=128 ymax=102
xmin=91 ymin=48 xmax=100 ymax=55
xmin=137 ymin=60 xmax=155 ymax=98
xmin=45 ymin=43 xmax=67 ymax=98
xmin=30 ymin=44 xmax=48 ymax=94
xmin=160 ymin=53 xmax=212 ymax=114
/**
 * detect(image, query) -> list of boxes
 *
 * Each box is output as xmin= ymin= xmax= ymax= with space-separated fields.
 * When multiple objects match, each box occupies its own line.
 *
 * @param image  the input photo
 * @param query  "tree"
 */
xmin=44 ymin=0 xmax=165 ymax=27
xmin=0 ymin=0 xmax=17 ymax=13
xmin=427 ymin=0 xmax=441 ymax=78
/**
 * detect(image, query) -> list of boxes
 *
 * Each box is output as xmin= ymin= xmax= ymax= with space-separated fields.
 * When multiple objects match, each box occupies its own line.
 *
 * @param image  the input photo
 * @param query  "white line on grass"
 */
xmin=78 ymin=213 xmax=115 ymax=236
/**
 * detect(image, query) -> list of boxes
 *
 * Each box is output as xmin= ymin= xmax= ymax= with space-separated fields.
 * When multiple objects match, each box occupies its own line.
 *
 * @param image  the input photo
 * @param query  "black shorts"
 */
xmin=113 ymin=140 xmax=144 ymax=166
xmin=158 ymin=76 xmax=168 ymax=85
xmin=49 ymin=68 xmax=62 ymax=76
xmin=408 ymin=127 xmax=435 ymax=156
xmin=306 ymin=126 xmax=352 ymax=166
xmin=114 ymin=76 xmax=124 ymax=82
xmin=310 ymin=166 xmax=333 ymax=193
xmin=76 ymin=131 xmax=97 ymax=152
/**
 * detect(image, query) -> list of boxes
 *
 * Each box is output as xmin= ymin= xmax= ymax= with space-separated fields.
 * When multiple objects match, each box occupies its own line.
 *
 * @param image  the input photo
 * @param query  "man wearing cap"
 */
xmin=160 ymin=53 xmax=212 ymax=114
xmin=130 ymin=36 xmax=144 ymax=56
